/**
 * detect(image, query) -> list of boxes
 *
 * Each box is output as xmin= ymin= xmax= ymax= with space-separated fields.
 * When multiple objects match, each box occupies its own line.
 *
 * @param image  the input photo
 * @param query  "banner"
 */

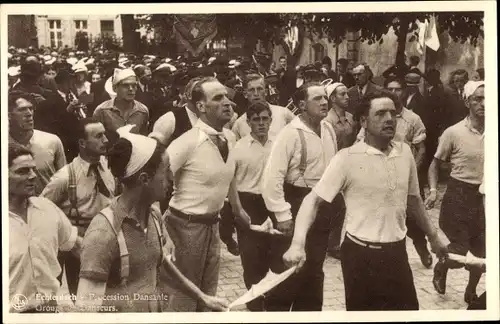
xmin=173 ymin=14 xmax=218 ymax=56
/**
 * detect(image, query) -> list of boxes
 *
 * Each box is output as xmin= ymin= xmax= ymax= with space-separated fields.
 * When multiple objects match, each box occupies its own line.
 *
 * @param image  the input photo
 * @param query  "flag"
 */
xmin=425 ymin=14 xmax=440 ymax=51
xmin=416 ymin=19 xmax=427 ymax=55
xmin=173 ymin=15 xmax=218 ymax=56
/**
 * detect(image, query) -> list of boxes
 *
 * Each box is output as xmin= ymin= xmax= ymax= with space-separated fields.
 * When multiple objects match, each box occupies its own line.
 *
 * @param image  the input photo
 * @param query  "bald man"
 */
xmin=347 ymin=64 xmax=383 ymax=115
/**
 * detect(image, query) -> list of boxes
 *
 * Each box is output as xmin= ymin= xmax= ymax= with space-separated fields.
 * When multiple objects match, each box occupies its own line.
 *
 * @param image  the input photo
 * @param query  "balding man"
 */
xmin=347 ymin=64 xmax=383 ymax=115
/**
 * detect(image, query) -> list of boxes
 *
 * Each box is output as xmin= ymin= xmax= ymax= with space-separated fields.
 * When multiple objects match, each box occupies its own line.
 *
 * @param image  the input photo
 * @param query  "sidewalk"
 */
xmin=218 ymin=184 xmax=486 ymax=311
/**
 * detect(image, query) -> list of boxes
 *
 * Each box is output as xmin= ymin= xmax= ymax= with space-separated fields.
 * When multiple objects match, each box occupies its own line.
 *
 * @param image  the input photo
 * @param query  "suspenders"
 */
xmin=100 ymin=204 xmax=166 ymax=286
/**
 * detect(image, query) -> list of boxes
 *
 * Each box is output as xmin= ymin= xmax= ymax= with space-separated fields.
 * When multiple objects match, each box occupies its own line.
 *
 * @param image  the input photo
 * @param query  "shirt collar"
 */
xmin=248 ymin=134 xmax=273 ymax=146
xmin=464 ymin=116 xmax=483 ymax=136
xmin=194 ymin=119 xmax=225 ymax=136
xmin=349 ymin=139 xmax=403 ymax=158
xmin=75 ymin=155 xmax=106 ymax=177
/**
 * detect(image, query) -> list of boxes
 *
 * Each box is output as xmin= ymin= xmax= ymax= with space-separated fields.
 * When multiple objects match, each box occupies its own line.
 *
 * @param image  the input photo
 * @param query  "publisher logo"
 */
xmin=11 ymin=294 xmax=28 ymax=311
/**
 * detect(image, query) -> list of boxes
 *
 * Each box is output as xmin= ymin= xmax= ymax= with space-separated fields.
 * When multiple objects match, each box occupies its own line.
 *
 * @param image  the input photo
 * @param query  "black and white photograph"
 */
xmin=2 ymin=2 xmax=498 ymax=322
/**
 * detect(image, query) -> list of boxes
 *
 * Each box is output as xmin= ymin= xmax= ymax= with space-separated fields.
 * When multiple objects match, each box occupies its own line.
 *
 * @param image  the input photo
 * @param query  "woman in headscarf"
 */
xmin=76 ymin=125 xmax=228 ymax=312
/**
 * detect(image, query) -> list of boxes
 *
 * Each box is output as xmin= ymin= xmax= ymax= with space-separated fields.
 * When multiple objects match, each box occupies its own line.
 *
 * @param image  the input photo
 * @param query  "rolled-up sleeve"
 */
xmin=407 ymin=145 xmax=421 ymax=196
xmin=54 ymin=201 xmax=77 ymax=251
xmin=80 ymin=215 xmax=119 ymax=282
xmin=261 ymin=129 xmax=296 ymax=222
xmin=149 ymin=112 xmax=175 ymax=146
xmin=313 ymin=150 xmax=347 ymax=203
xmin=434 ymin=127 xmax=454 ymax=161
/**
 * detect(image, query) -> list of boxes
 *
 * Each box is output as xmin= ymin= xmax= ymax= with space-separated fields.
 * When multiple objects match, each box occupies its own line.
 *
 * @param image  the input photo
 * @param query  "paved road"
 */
xmin=218 ymin=184 xmax=486 ymax=311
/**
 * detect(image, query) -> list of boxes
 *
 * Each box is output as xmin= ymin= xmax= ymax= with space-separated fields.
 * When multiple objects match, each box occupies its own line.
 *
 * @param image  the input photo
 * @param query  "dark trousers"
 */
xmin=57 ymin=251 xmax=80 ymax=296
xmin=327 ymin=194 xmax=347 ymax=251
xmin=266 ymin=184 xmax=332 ymax=311
xmin=219 ymin=201 xmax=237 ymax=246
xmin=341 ymin=234 xmax=419 ymax=311
xmin=236 ymin=192 xmax=273 ymax=311
xmin=440 ymin=177 xmax=485 ymax=258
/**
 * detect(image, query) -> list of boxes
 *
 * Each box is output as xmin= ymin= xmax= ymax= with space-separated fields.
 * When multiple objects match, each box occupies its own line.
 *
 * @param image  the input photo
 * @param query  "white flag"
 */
xmin=416 ymin=19 xmax=428 ymax=55
xmin=425 ymin=14 xmax=440 ymax=51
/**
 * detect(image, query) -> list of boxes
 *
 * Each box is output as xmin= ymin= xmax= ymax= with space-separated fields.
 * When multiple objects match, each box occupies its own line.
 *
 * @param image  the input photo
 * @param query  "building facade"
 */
xmin=35 ymin=15 xmax=123 ymax=49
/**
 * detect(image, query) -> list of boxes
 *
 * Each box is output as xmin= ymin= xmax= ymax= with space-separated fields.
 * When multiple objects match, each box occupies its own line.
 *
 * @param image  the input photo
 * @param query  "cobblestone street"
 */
xmin=219 ymin=184 xmax=486 ymax=311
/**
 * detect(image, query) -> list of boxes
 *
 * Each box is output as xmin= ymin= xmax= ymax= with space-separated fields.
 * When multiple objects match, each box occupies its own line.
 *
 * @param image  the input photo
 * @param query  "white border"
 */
xmin=1 ymin=1 xmax=498 ymax=323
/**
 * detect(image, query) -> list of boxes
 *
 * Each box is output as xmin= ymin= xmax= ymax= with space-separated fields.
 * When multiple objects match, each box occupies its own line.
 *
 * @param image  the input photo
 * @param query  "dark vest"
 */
xmin=171 ymin=106 xmax=193 ymax=142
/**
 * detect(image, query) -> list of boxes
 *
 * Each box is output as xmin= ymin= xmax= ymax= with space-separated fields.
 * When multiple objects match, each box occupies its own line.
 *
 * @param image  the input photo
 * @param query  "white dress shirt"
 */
xmin=167 ymin=119 xmax=237 ymax=215
xmin=261 ymin=116 xmax=338 ymax=222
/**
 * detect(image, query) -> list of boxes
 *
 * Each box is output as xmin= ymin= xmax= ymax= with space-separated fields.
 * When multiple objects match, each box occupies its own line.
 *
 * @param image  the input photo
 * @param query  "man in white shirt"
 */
xmin=261 ymin=83 xmax=338 ymax=311
xmin=426 ymin=81 xmax=485 ymax=305
xmin=41 ymin=118 xmax=116 ymax=296
xmin=8 ymin=90 xmax=67 ymax=195
xmin=8 ymin=143 xmax=81 ymax=313
xmin=231 ymin=73 xmax=295 ymax=140
xmin=229 ymin=101 xmax=275 ymax=311
xmin=283 ymin=91 xmax=447 ymax=311
xmin=163 ymin=77 xmax=251 ymax=311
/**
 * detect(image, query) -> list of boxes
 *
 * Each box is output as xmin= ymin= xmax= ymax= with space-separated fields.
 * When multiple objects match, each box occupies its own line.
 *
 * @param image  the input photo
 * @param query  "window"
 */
xmin=48 ymin=19 xmax=62 ymax=48
xmin=75 ymin=20 xmax=88 ymax=31
xmin=312 ymin=43 xmax=326 ymax=63
xmin=100 ymin=20 xmax=114 ymax=37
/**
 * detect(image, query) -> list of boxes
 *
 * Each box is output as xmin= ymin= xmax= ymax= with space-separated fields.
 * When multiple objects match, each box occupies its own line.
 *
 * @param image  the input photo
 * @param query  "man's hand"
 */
xmin=283 ymin=242 xmax=306 ymax=271
xmin=276 ymin=219 xmax=294 ymax=237
xmin=201 ymin=294 xmax=229 ymax=312
xmin=428 ymin=233 xmax=448 ymax=259
xmin=425 ymin=191 xmax=438 ymax=209
xmin=233 ymin=207 xmax=252 ymax=229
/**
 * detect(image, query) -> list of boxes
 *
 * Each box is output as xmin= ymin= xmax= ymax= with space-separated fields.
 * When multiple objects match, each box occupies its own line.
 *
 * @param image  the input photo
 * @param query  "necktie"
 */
xmin=89 ymin=163 xmax=111 ymax=197
xmin=211 ymin=135 xmax=229 ymax=162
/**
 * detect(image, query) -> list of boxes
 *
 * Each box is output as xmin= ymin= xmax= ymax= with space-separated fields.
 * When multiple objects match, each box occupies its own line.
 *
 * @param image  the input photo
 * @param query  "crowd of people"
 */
xmin=7 ymin=43 xmax=486 ymax=313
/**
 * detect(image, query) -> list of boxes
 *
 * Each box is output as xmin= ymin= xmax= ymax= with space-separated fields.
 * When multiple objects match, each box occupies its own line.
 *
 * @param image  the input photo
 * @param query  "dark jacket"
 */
xmin=347 ymin=82 xmax=384 ymax=116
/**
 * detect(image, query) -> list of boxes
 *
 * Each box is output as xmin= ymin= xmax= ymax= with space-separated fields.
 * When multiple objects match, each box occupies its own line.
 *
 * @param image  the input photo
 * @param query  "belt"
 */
xmin=346 ymin=232 xmax=403 ymax=250
xmin=169 ymin=207 xmax=220 ymax=225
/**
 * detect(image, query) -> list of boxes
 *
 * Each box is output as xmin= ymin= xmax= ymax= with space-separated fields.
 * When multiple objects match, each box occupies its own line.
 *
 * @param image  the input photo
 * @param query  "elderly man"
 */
xmin=262 ymin=82 xmax=338 ymax=311
xmin=426 ymin=81 xmax=485 ymax=306
xmin=163 ymin=77 xmax=251 ymax=311
xmin=283 ymin=91 xmax=447 ymax=311
xmin=93 ymin=68 xmax=150 ymax=140
xmin=231 ymin=73 xmax=295 ymax=140
xmin=347 ymin=63 xmax=383 ymax=116
xmin=8 ymin=90 xmax=67 ymax=195
xmin=8 ymin=143 xmax=81 ymax=313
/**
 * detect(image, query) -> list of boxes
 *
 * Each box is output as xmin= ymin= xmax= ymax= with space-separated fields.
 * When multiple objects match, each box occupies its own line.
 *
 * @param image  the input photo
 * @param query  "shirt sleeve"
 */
xmin=166 ymin=132 xmax=194 ymax=174
xmin=231 ymin=116 xmax=244 ymax=141
xmin=434 ymin=127 xmax=454 ymax=161
xmin=406 ymin=145 xmax=421 ymax=196
xmin=261 ymin=128 xmax=296 ymax=222
xmin=40 ymin=168 xmax=69 ymax=206
xmin=47 ymin=199 xmax=77 ymax=251
xmin=411 ymin=115 xmax=427 ymax=144
xmin=284 ymin=106 xmax=296 ymax=124
xmin=313 ymin=150 xmax=347 ymax=203
xmin=80 ymin=215 xmax=119 ymax=282
xmin=149 ymin=112 xmax=175 ymax=146
xmin=53 ymin=136 xmax=67 ymax=171
xmin=128 ymin=112 xmax=149 ymax=136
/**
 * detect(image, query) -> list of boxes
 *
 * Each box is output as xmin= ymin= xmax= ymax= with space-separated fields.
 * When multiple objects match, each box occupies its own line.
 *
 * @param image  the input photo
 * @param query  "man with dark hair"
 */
xmin=262 ymin=82 xmax=338 ymax=311
xmin=232 ymin=73 xmax=294 ymax=140
xmin=8 ymin=143 xmax=81 ymax=313
xmin=347 ymin=64 xmax=383 ymax=116
xmin=336 ymin=58 xmax=355 ymax=88
xmin=426 ymin=81 xmax=485 ymax=306
xmin=229 ymin=100 xmax=275 ymax=311
xmin=41 ymin=117 xmax=115 ymax=296
xmin=284 ymin=91 xmax=447 ymax=311
xmin=8 ymin=90 xmax=67 ymax=195
xmin=163 ymin=77 xmax=251 ymax=311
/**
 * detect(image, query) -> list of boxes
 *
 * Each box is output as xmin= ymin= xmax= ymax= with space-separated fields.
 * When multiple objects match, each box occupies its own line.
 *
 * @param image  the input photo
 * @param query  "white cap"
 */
xmin=155 ymin=63 xmax=177 ymax=73
xmin=85 ymin=58 xmax=95 ymax=65
xmin=208 ymin=57 xmax=217 ymax=65
xmin=8 ymin=66 xmax=21 ymax=77
xmin=66 ymin=57 xmax=78 ymax=66
xmin=463 ymin=80 xmax=485 ymax=99
xmin=116 ymin=124 xmax=158 ymax=179
xmin=45 ymin=57 xmax=56 ymax=66
xmin=325 ymin=82 xmax=345 ymax=98
xmin=112 ymin=68 xmax=136 ymax=86
xmin=72 ymin=63 xmax=88 ymax=73
xmin=105 ymin=76 xmax=117 ymax=98
xmin=164 ymin=58 xmax=172 ymax=63
xmin=43 ymin=54 xmax=52 ymax=62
